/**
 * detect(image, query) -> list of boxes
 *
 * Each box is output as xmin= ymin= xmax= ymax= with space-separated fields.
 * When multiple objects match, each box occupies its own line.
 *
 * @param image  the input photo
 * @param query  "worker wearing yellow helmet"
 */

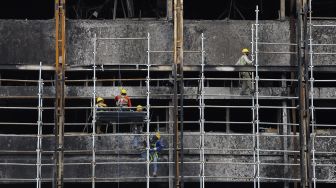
xmin=115 ymin=88 xmax=132 ymax=110
xmin=242 ymin=48 xmax=249 ymax=53
xmin=96 ymin=97 xmax=107 ymax=108
xmin=96 ymin=97 xmax=107 ymax=134
xmin=148 ymin=131 xmax=163 ymax=177
xmin=136 ymin=105 xmax=143 ymax=112
xmin=236 ymin=48 xmax=254 ymax=95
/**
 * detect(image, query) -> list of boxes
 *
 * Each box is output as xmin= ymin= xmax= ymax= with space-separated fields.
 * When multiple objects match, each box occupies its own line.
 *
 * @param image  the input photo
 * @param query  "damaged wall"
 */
xmin=0 ymin=20 xmax=293 ymax=66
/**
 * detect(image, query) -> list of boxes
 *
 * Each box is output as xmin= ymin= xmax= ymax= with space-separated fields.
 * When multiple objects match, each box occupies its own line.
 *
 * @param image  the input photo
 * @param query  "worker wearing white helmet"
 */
xmin=236 ymin=48 xmax=254 ymax=95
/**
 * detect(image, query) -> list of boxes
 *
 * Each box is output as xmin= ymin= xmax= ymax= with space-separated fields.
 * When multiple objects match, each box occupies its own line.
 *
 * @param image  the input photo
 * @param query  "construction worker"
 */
xmin=131 ymin=105 xmax=144 ymax=149
xmin=115 ymin=88 xmax=132 ymax=110
xmin=141 ymin=132 xmax=163 ymax=177
xmin=149 ymin=132 xmax=163 ymax=177
xmin=136 ymin=105 xmax=143 ymax=112
xmin=96 ymin=97 xmax=107 ymax=108
xmin=236 ymin=48 xmax=254 ymax=95
xmin=96 ymin=97 xmax=107 ymax=134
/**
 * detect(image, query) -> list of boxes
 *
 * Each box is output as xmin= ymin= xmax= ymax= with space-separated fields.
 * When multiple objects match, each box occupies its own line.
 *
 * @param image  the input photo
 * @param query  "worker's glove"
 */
xmin=154 ymin=147 xmax=157 ymax=151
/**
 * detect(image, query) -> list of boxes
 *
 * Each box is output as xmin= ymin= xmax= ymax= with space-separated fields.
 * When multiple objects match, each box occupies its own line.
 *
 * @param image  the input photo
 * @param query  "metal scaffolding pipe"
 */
xmin=53 ymin=1 xmax=66 ymax=188
xmin=173 ymin=0 xmax=184 ymax=187
xmin=297 ymin=1 xmax=312 ymax=187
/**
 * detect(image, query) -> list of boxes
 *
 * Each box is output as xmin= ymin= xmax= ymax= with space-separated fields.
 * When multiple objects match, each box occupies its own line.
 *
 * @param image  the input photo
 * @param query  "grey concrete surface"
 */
xmin=0 ymin=86 xmax=336 ymax=99
xmin=0 ymin=133 xmax=335 ymax=182
xmin=2 ymin=20 xmax=336 ymax=67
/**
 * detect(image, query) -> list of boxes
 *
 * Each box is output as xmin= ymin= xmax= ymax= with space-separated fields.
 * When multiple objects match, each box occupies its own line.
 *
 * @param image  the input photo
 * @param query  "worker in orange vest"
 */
xmin=115 ymin=88 xmax=132 ymax=110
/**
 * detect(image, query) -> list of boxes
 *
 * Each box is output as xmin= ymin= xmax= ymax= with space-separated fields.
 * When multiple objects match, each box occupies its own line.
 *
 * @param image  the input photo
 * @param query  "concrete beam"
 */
xmin=0 ymin=20 xmax=287 ymax=66
xmin=0 ymin=20 xmax=335 ymax=67
xmin=1 ymin=86 xmax=336 ymax=99
xmin=1 ymin=133 xmax=336 ymax=182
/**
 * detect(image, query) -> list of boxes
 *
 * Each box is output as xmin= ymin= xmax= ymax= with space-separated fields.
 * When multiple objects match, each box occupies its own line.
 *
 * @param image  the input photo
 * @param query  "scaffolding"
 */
xmin=1 ymin=2 xmax=336 ymax=188
xmin=309 ymin=0 xmax=336 ymax=186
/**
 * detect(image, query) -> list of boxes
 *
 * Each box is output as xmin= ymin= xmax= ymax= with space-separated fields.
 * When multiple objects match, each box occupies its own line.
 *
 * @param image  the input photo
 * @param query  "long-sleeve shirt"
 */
xmin=150 ymin=140 xmax=164 ymax=153
xmin=96 ymin=102 xmax=107 ymax=111
xmin=236 ymin=55 xmax=253 ymax=66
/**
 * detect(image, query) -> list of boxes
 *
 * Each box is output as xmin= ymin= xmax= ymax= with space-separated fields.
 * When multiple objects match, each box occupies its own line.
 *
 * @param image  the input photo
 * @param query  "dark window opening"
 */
xmin=0 ymin=70 xmax=54 ymax=86
xmin=185 ymin=0 xmax=279 ymax=20
xmin=67 ymin=0 xmax=167 ymax=19
xmin=259 ymin=100 xmax=283 ymax=132
xmin=204 ymin=99 xmax=253 ymax=133
xmin=0 ymin=0 xmax=54 ymax=19
xmin=315 ymin=100 xmax=336 ymax=127
xmin=312 ymin=0 xmax=336 ymax=18
xmin=314 ymin=72 xmax=336 ymax=87
xmin=181 ymin=100 xmax=200 ymax=132
xmin=1 ymin=0 xmax=336 ymax=20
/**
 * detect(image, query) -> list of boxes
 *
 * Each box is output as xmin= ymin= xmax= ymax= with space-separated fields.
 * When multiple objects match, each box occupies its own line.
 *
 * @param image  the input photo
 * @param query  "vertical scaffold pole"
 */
xmin=92 ymin=33 xmax=97 ymax=188
xmin=173 ymin=0 xmax=184 ymax=187
xmin=251 ymin=24 xmax=255 ymax=62
xmin=200 ymin=33 xmax=205 ymax=188
xmin=297 ymin=0 xmax=312 ymax=187
xmin=36 ymin=62 xmax=43 ymax=188
xmin=146 ymin=33 xmax=151 ymax=188
xmin=308 ymin=1 xmax=316 ymax=187
xmin=54 ymin=0 xmax=66 ymax=187
xmin=251 ymin=23 xmax=257 ymax=188
xmin=254 ymin=5 xmax=260 ymax=188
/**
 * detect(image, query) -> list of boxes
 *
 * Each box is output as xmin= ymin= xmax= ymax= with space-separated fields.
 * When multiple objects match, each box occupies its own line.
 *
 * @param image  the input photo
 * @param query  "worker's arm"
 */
xmin=243 ymin=55 xmax=253 ymax=65
xmin=127 ymin=96 xmax=132 ymax=107
xmin=155 ymin=141 xmax=164 ymax=152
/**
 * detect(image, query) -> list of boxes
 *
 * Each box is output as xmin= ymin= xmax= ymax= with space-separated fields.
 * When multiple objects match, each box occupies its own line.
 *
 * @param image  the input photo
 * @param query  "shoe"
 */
xmin=153 ymin=173 xmax=157 ymax=177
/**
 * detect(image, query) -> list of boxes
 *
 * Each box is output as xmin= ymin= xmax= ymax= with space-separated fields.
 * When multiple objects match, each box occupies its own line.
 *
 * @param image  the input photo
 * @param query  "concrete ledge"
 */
xmin=0 ymin=133 xmax=335 ymax=182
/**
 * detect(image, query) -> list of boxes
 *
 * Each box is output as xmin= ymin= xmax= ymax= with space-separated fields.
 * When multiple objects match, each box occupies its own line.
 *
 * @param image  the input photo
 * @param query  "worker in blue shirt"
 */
xmin=150 ymin=132 xmax=163 ymax=177
xmin=142 ymin=132 xmax=164 ymax=177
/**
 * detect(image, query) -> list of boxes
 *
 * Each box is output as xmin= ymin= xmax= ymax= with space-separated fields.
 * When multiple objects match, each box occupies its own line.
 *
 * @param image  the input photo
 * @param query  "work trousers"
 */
xmin=240 ymin=72 xmax=252 ymax=94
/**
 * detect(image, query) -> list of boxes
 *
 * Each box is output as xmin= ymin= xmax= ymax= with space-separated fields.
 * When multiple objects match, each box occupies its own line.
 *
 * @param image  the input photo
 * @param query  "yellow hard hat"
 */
xmin=155 ymin=132 xmax=161 ymax=139
xmin=242 ymin=48 xmax=249 ymax=53
xmin=136 ymin=105 xmax=143 ymax=111
xmin=96 ymin=97 xmax=104 ymax=103
xmin=121 ymin=89 xmax=127 ymax=95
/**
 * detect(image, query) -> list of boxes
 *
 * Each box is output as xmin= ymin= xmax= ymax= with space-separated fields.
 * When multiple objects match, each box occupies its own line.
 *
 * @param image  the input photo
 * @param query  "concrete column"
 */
xmin=226 ymin=108 xmax=230 ymax=133
xmin=168 ymin=101 xmax=174 ymax=188
xmin=113 ymin=123 xmax=116 ymax=133
xmin=167 ymin=0 xmax=173 ymax=20
xmin=281 ymin=74 xmax=289 ymax=188
xmin=157 ymin=115 xmax=160 ymax=131
xmin=280 ymin=0 xmax=286 ymax=20
xmin=282 ymin=101 xmax=289 ymax=188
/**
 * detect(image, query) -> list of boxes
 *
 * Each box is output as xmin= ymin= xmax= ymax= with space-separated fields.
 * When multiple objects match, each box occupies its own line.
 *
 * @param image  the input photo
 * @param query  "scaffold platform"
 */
xmin=96 ymin=111 xmax=147 ymax=123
